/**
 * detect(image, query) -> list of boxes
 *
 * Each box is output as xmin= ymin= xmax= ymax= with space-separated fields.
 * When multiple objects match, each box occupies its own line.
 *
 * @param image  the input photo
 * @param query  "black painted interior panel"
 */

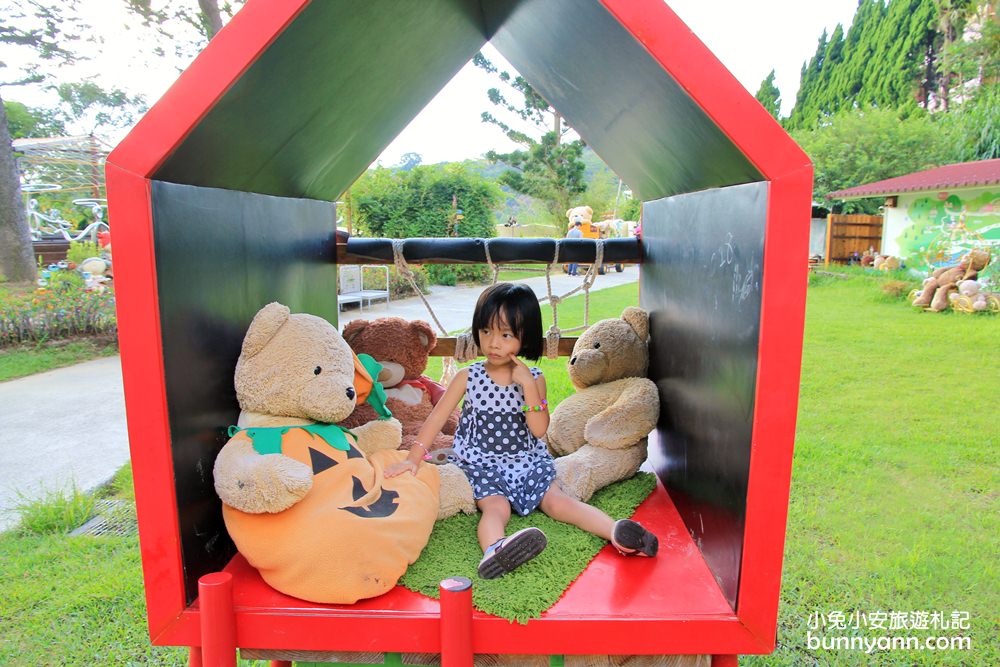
xmin=640 ymin=182 xmax=767 ymax=607
xmin=151 ymin=181 xmax=337 ymax=602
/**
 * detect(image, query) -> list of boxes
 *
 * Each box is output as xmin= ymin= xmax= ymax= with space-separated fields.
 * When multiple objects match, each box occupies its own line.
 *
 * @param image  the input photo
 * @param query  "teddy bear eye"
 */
xmin=314 ymin=366 xmax=322 ymax=375
xmin=593 ymin=342 xmax=601 ymax=349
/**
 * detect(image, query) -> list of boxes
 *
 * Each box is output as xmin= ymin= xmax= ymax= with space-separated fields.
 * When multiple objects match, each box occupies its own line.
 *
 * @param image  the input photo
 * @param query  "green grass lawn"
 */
xmin=1 ymin=277 xmax=997 ymax=665
xmin=744 ymin=272 xmax=998 ymax=666
xmin=0 ymin=336 xmax=118 ymax=382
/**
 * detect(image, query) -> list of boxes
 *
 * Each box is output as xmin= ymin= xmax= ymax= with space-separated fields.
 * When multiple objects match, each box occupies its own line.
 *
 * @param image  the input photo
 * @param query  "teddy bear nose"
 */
xmin=570 ymin=356 xmax=577 ymax=365
xmin=345 ymin=387 xmax=356 ymax=400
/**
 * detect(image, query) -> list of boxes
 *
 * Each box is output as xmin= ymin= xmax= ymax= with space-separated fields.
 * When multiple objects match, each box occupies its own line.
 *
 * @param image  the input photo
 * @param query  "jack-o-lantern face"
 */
xmin=303 ymin=438 xmax=399 ymax=518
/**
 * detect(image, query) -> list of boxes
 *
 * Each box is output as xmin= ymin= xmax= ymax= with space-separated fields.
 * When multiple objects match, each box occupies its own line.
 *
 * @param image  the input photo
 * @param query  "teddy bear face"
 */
xmin=343 ymin=317 xmax=436 ymax=386
xmin=566 ymin=205 xmax=593 ymax=227
xmin=235 ymin=303 xmax=359 ymax=424
xmin=958 ymin=280 xmax=981 ymax=297
xmin=963 ymin=249 xmax=990 ymax=272
xmin=568 ymin=306 xmax=650 ymax=389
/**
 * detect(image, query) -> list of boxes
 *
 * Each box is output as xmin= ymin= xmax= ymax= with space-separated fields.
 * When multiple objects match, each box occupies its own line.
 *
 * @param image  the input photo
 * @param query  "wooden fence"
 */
xmin=824 ymin=214 xmax=883 ymax=265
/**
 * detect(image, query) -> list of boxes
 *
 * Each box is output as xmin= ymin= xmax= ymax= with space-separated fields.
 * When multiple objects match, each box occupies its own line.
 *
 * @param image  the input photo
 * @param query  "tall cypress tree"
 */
xmin=788 ymin=29 xmax=829 ymax=128
xmin=755 ymin=69 xmax=782 ymax=118
xmin=817 ymin=24 xmax=846 ymax=114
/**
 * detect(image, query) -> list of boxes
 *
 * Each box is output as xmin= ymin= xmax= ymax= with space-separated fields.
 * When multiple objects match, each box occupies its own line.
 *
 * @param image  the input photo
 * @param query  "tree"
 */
xmin=396 ymin=152 xmax=423 ymax=171
xmin=942 ymin=3 xmax=1000 ymax=102
xmin=1 ymin=0 xmax=91 ymax=283
xmin=3 ymin=100 xmax=65 ymax=138
xmin=792 ymin=106 xmax=960 ymax=213
xmin=754 ymin=70 xmax=781 ymax=119
xmin=947 ymin=83 xmax=1000 ymax=160
xmin=788 ymin=29 xmax=829 ymax=128
xmin=473 ymin=52 xmax=587 ymax=225
xmin=350 ymin=163 xmax=501 ymax=240
xmin=124 ymin=0 xmax=244 ymax=52
xmin=52 ymin=81 xmax=145 ymax=134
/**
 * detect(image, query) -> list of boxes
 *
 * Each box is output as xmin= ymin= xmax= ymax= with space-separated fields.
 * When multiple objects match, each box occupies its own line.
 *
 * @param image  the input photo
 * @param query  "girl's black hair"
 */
xmin=472 ymin=282 xmax=543 ymax=361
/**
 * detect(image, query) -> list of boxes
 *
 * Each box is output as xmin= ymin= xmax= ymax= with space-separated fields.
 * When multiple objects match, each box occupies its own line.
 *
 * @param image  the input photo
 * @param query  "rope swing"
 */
xmin=389 ymin=237 xmax=602 ymax=380
xmin=540 ymin=238 xmax=604 ymax=358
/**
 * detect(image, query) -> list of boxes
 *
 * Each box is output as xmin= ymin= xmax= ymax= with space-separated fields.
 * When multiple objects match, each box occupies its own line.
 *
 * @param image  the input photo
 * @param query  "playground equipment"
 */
xmin=106 ymin=1 xmax=812 ymax=664
xmin=23 ymin=186 xmax=110 ymax=244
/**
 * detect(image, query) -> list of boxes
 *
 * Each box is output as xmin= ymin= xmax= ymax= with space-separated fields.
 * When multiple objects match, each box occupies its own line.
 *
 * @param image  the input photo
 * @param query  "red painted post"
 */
xmin=270 ymin=662 xmax=292 ymax=667
xmin=189 ymin=647 xmax=202 ymax=667
xmin=199 ymin=572 xmax=236 ymax=667
xmin=439 ymin=576 xmax=473 ymax=667
xmin=712 ymin=655 xmax=738 ymax=667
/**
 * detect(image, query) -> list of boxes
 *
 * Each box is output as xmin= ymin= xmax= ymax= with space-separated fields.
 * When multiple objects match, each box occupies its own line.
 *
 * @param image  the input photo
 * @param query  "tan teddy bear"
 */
xmin=213 ymin=302 xmax=439 ymax=604
xmin=566 ymin=205 xmax=594 ymax=231
xmin=547 ymin=306 xmax=660 ymax=501
xmin=434 ymin=307 xmax=659 ymax=518
xmin=340 ymin=317 xmax=458 ymax=452
xmin=911 ymin=249 xmax=991 ymax=311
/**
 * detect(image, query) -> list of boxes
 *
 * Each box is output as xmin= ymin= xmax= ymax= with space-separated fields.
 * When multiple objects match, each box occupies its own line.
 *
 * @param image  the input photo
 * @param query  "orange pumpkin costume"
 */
xmin=222 ymin=425 xmax=439 ymax=604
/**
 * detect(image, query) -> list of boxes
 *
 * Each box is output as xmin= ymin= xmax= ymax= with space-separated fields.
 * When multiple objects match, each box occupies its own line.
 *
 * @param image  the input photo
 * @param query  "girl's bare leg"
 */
xmin=539 ymin=484 xmax=614 ymax=540
xmin=476 ymin=495 xmax=511 ymax=551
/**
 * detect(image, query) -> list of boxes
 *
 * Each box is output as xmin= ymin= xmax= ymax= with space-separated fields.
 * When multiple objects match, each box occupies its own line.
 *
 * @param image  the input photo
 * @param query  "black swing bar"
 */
xmin=337 ymin=236 xmax=644 ymax=265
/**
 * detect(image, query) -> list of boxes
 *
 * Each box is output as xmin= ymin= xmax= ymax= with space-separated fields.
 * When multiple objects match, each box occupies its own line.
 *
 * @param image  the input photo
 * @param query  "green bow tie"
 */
xmin=228 ymin=423 xmax=357 ymax=456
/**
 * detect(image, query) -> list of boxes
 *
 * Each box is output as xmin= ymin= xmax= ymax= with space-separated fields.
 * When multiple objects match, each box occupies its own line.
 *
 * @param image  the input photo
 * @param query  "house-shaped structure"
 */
xmin=106 ymin=0 xmax=812 ymax=662
xmin=829 ymin=159 xmax=1000 ymax=281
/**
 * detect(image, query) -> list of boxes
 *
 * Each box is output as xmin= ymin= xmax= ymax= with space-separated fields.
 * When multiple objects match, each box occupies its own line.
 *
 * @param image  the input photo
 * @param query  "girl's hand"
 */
xmin=509 ymin=354 xmax=535 ymax=387
xmin=385 ymin=460 xmax=419 ymax=478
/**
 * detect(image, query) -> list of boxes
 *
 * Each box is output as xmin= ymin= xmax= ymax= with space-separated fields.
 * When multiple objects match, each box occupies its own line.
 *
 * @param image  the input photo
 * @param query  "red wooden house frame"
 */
xmin=106 ymin=0 xmax=812 ymax=663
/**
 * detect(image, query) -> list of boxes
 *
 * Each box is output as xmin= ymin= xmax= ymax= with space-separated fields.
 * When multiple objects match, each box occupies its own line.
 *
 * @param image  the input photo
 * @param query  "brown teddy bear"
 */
xmin=434 ymin=307 xmax=659 ymax=518
xmin=340 ymin=317 xmax=458 ymax=452
xmin=212 ymin=303 xmax=439 ymax=604
xmin=911 ymin=249 xmax=991 ymax=311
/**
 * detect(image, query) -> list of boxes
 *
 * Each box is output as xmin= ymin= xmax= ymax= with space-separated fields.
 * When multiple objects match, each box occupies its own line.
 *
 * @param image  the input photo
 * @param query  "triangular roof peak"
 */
xmin=110 ymin=0 xmax=808 ymax=202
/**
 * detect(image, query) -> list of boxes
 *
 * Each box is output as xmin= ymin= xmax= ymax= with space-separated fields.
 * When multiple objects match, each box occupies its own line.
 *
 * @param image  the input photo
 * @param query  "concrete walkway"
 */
xmin=0 ymin=356 xmax=129 ymax=532
xmin=0 ymin=266 xmax=638 ymax=531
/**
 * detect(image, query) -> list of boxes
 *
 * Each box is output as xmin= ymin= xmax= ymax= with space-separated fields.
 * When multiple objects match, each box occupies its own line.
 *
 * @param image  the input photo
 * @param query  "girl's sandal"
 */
xmin=611 ymin=519 xmax=659 ymax=557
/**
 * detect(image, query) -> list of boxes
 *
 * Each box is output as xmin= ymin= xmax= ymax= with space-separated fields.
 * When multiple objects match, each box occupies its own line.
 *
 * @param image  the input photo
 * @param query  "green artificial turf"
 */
xmin=399 ymin=473 xmax=657 ymax=624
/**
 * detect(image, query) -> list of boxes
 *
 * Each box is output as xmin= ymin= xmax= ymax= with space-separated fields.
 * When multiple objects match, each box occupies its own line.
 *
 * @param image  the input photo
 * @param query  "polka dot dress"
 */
xmin=449 ymin=361 xmax=556 ymax=516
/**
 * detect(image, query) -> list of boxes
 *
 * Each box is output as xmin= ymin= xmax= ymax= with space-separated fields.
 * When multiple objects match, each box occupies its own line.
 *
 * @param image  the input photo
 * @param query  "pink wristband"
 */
xmin=412 ymin=441 xmax=432 ymax=461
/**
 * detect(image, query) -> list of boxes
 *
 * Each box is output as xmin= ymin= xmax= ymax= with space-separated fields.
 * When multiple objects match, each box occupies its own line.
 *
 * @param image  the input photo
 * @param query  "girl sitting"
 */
xmin=386 ymin=283 xmax=658 ymax=578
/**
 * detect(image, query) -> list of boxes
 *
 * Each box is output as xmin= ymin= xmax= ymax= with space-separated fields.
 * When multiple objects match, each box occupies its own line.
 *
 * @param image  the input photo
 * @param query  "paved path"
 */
xmin=0 ymin=267 xmax=638 ymax=531
xmin=0 ymin=356 xmax=129 ymax=532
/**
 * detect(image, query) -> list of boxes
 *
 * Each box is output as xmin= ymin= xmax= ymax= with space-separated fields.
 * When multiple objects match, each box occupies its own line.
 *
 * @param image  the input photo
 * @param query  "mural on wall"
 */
xmin=895 ymin=190 xmax=999 ymax=283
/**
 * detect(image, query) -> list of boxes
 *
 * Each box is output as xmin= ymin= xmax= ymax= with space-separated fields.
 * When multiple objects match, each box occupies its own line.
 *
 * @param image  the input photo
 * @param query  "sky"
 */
xmin=5 ymin=1 xmax=861 ymax=165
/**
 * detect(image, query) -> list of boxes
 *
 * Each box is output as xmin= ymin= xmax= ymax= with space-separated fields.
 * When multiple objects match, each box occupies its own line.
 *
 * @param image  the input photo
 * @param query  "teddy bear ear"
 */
xmin=566 ymin=208 xmax=573 ymax=218
xmin=241 ymin=302 xmax=290 ymax=359
xmin=342 ymin=319 xmax=368 ymax=346
xmin=621 ymin=306 xmax=649 ymax=341
xmin=584 ymin=206 xmax=593 ymax=216
xmin=411 ymin=320 xmax=437 ymax=350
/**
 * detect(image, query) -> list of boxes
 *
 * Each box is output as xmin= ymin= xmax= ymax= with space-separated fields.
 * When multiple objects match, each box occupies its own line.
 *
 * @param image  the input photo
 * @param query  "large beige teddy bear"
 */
xmin=213 ymin=302 xmax=439 ymax=604
xmin=435 ymin=307 xmax=659 ymax=517
xmin=547 ymin=306 xmax=659 ymax=501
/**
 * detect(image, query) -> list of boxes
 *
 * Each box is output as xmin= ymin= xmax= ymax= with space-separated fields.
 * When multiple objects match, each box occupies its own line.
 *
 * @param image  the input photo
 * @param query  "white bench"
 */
xmin=337 ymin=265 xmax=389 ymax=312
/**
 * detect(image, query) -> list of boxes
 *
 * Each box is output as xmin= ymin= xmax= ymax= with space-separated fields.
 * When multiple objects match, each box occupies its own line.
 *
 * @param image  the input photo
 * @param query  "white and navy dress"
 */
xmin=449 ymin=361 xmax=556 ymax=516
